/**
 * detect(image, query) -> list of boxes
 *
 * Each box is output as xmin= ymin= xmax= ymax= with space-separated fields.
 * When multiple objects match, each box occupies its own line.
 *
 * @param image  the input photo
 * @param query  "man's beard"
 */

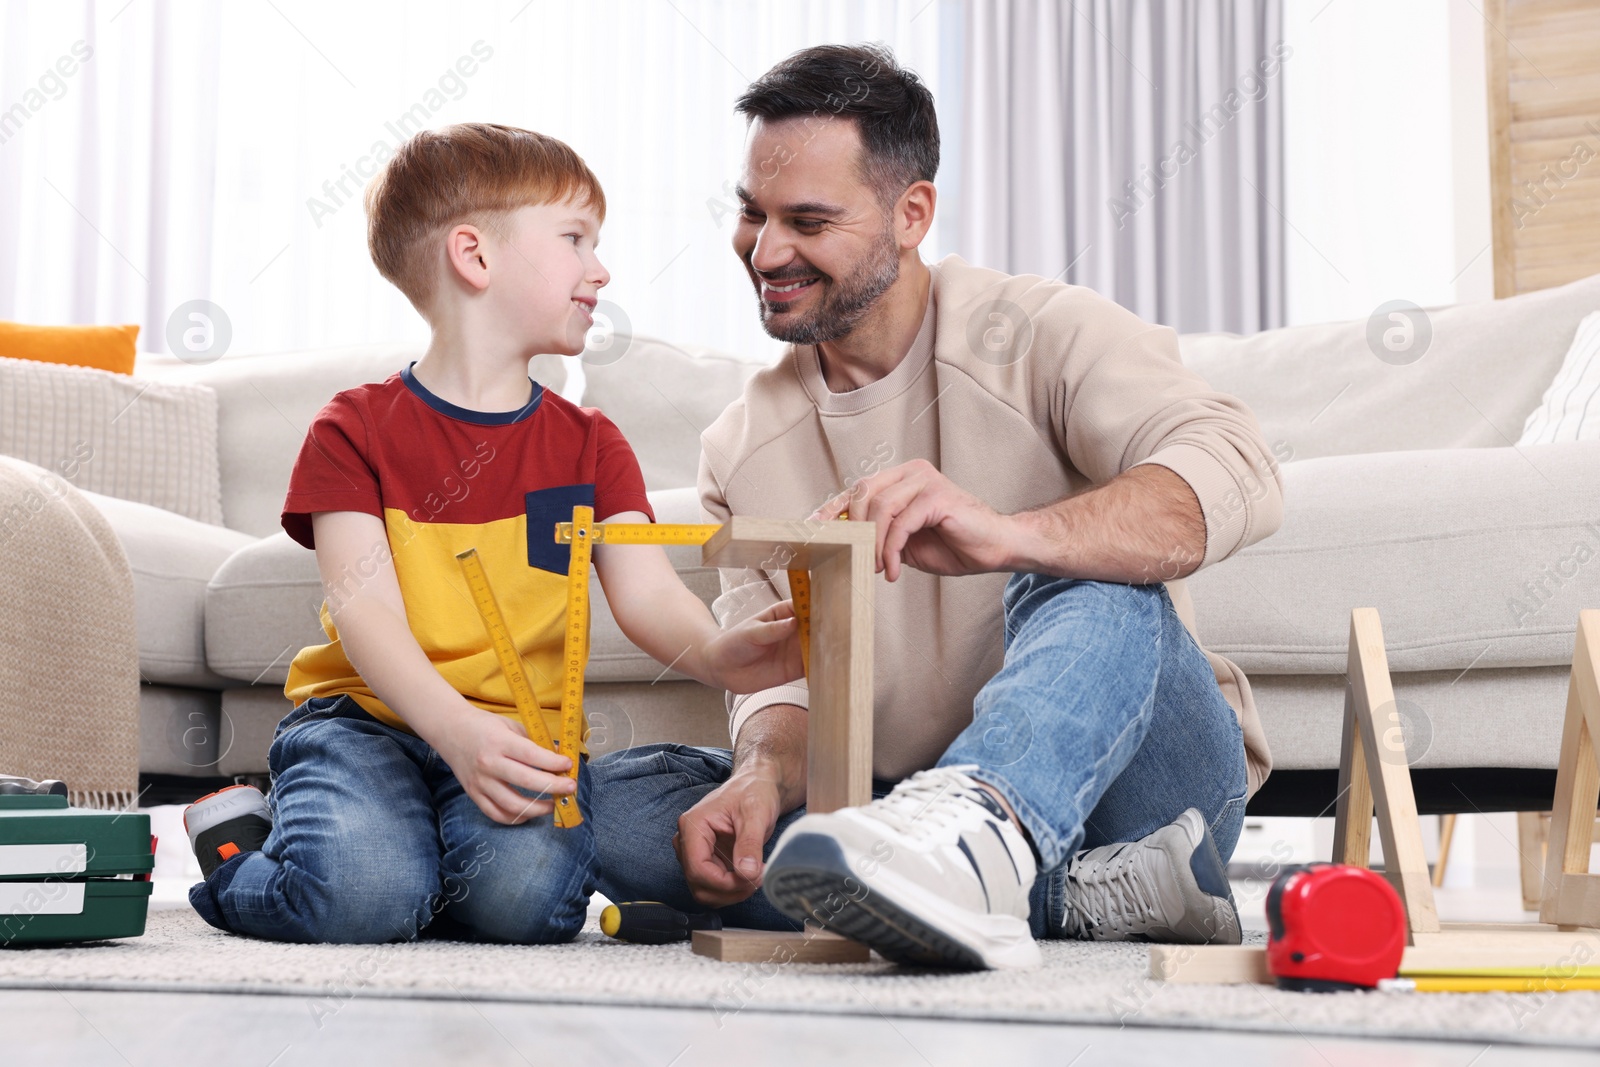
xmin=753 ymin=225 xmax=901 ymax=346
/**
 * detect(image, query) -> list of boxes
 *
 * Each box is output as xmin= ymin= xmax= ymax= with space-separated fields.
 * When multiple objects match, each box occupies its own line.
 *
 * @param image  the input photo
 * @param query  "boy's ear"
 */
xmin=444 ymin=223 xmax=492 ymax=292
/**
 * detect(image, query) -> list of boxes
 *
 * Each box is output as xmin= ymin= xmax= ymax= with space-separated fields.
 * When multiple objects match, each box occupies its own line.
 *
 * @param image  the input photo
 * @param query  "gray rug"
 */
xmin=1 ymin=911 xmax=1597 ymax=1049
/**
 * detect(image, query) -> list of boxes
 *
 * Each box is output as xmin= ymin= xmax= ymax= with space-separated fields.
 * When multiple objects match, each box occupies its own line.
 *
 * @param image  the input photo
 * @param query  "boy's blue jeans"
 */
xmin=189 ymin=695 xmax=594 ymax=944
xmin=587 ymin=574 xmax=1250 ymax=939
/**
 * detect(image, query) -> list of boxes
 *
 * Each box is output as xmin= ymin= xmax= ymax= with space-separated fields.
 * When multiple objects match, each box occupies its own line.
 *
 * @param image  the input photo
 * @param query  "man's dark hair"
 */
xmin=734 ymin=43 xmax=939 ymax=204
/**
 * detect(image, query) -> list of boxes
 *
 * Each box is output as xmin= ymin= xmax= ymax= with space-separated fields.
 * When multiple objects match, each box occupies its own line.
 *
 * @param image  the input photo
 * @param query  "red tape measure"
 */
xmin=1266 ymin=862 xmax=1407 ymax=991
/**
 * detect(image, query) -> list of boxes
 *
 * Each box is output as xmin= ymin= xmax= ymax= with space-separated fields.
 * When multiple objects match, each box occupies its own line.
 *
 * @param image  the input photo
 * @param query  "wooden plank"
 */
xmin=1347 ymin=609 xmax=1439 ymax=937
xmin=1486 ymin=0 xmax=1518 ymax=298
xmin=806 ymin=537 xmax=874 ymax=813
xmin=1152 ymin=927 xmax=1600 ymax=985
xmin=1510 ymin=136 xmax=1600 ymax=171
xmin=691 ymin=928 xmax=870 ymax=964
xmin=1510 ymin=31 xmax=1600 ymax=80
xmin=1519 ymin=810 xmax=1551 ymax=912
xmin=1433 ymin=814 xmax=1456 ymax=888
xmin=1509 ymin=112 xmax=1600 ymax=145
xmin=1541 ymin=610 xmax=1600 ymax=928
xmin=1515 ymin=261 xmax=1600 ymax=291
xmin=1331 ymin=675 xmax=1373 ymax=867
xmin=1507 ymin=0 xmax=1600 ymax=35
xmin=1406 ymin=925 xmax=1600 ymax=966
xmin=1512 ymin=219 xmax=1600 ymax=250
xmin=1510 ymin=74 xmax=1600 ymax=124
xmin=1149 ymin=944 xmax=1270 ymax=984
xmin=1503 ymin=192 xmax=1600 ymax=229
xmin=1514 ymin=238 xmax=1600 ymax=270
xmin=701 ymin=516 xmax=875 ymax=571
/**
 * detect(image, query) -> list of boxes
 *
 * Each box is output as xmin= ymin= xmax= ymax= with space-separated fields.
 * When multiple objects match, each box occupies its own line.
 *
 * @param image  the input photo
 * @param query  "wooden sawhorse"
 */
xmin=1152 ymin=608 xmax=1600 ymax=983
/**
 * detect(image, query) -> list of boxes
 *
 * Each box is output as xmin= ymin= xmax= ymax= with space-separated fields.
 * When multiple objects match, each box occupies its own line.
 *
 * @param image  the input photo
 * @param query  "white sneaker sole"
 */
xmin=765 ymin=831 xmax=1043 ymax=971
xmin=183 ymin=785 xmax=270 ymax=844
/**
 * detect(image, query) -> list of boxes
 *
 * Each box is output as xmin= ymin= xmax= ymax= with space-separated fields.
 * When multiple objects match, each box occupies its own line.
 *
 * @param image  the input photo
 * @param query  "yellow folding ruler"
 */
xmin=455 ymin=547 xmax=585 ymax=829
xmin=553 ymin=506 xmax=824 ymax=747
xmin=456 ymin=506 xmax=832 ymax=830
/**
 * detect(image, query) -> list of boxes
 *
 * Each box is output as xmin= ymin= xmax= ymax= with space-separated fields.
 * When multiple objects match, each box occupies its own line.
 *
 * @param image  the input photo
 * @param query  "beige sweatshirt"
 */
xmin=699 ymin=254 xmax=1284 ymax=795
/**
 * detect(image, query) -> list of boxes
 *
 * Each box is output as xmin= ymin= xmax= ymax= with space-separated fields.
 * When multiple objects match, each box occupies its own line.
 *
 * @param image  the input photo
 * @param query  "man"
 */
xmin=590 ymin=43 xmax=1283 ymax=970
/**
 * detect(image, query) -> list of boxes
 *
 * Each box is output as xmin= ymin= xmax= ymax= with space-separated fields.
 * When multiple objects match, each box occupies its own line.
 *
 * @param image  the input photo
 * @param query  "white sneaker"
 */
xmin=1057 ymin=808 xmax=1241 ymax=944
xmin=763 ymin=765 xmax=1042 ymax=970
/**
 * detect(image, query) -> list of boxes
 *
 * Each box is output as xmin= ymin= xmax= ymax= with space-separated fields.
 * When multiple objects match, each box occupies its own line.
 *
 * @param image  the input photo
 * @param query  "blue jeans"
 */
xmin=189 ymin=694 xmax=595 ymax=944
xmin=589 ymin=574 xmax=1249 ymax=939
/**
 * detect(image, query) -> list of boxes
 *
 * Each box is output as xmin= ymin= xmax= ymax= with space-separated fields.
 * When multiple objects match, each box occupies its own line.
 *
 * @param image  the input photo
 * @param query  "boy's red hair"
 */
xmin=364 ymin=122 xmax=606 ymax=310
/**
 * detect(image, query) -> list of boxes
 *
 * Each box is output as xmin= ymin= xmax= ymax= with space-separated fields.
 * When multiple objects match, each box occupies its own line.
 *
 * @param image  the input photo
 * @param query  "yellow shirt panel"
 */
xmin=283 ymin=507 xmax=577 ymax=748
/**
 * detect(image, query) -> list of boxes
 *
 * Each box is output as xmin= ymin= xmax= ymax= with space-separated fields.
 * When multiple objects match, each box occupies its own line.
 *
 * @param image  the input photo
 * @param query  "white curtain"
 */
xmin=960 ymin=0 xmax=1285 ymax=334
xmin=0 ymin=0 xmax=956 ymax=366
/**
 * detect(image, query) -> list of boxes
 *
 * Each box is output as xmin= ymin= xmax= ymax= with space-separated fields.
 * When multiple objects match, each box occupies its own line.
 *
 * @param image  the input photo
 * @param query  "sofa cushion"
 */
xmin=1251 ymin=666 xmax=1571 ymax=772
xmin=0 ymin=354 xmax=224 ymax=524
xmin=1519 ymin=309 xmax=1600 ymax=444
xmin=204 ymin=530 xmax=326 ymax=686
xmin=1187 ymin=441 xmax=1600 ymax=674
xmin=77 ymin=488 xmax=256 ymax=688
xmin=0 ymin=321 xmax=140 ymax=375
xmin=134 ymin=345 xmax=568 ymax=539
xmin=1179 ymin=271 xmax=1600 ymax=462
xmin=205 ymin=487 xmax=717 ymax=688
xmin=580 ymin=337 xmax=765 ymax=491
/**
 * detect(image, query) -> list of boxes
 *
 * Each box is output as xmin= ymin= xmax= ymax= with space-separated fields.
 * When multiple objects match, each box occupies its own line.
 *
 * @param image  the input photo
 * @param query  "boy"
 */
xmin=185 ymin=123 xmax=803 ymax=944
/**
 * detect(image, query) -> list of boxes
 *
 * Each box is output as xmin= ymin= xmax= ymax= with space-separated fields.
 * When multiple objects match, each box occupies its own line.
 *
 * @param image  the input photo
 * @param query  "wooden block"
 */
xmin=1149 ymin=944 xmax=1271 ymax=984
xmin=1545 ymin=872 xmax=1600 ymax=929
xmin=691 ymin=928 xmax=871 ymax=964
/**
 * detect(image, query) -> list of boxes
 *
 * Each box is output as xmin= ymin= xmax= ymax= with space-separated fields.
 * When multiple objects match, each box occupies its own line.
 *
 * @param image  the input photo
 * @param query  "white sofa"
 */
xmin=3 ymin=272 xmax=1598 ymax=812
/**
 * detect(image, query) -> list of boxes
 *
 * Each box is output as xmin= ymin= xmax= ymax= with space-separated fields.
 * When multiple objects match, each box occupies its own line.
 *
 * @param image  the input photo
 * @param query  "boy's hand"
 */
xmin=428 ymin=705 xmax=576 ymax=825
xmin=702 ymin=600 xmax=805 ymax=694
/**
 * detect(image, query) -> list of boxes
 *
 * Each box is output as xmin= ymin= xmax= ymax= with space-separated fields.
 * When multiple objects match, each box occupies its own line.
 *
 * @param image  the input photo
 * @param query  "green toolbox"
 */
xmin=0 ymin=791 xmax=155 ymax=946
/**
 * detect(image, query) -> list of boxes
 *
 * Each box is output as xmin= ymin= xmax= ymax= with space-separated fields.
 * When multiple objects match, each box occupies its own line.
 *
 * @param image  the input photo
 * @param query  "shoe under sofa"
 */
xmin=4 ymin=271 xmax=1598 ymax=814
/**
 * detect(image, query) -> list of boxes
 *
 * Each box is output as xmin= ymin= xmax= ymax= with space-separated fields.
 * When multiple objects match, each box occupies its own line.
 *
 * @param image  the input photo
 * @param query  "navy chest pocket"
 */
xmin=526 ymin=484 xmax=597 ymax=574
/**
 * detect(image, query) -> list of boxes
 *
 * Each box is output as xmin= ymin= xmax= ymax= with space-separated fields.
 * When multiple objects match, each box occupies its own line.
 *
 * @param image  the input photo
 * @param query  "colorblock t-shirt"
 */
xmin=280 ymin=360 xmax=654 ymax=741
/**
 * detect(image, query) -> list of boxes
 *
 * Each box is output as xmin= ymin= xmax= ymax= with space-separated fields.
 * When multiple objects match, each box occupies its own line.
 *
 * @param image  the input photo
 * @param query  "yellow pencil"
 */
xmin=1388 ymin=974 xmax=1600 ymax=993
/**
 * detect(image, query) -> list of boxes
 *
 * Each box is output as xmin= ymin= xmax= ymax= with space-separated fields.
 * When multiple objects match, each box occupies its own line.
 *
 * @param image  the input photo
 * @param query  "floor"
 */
xmin=7 ymin=809 xmax=1590 ymax=1064
xmin=5 ymin=988 xmax=1596 ymax=1067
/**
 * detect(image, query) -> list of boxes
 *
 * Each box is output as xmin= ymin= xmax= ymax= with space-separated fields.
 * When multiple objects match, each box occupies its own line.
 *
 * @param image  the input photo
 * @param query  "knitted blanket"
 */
xmin=0 ymin=455 xmax=140 ymax=808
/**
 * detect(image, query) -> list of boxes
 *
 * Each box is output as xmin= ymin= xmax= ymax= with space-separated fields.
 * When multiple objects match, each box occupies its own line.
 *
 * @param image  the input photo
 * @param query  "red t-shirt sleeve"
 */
xmin=280 ymin=392 xmax=384 ymax=550
xmin=592 ymin=412 xmax=655 ymax=523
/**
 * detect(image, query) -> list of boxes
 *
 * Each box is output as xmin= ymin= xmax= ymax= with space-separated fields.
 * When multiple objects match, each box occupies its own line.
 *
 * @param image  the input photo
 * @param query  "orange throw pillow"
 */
xmin=0 ymin=321 xmax=140 ymax=375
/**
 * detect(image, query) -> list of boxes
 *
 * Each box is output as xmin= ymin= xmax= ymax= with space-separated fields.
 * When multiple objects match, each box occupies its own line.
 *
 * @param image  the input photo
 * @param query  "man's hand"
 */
xmin=672 ymin=705 xmax=807 ymax=908
xmin=673 ymin=768 xmax=785 ymax=907
xmin=427 ymin=705 xmax=576 ymax=826
xmin=812 ymin=459 xmax=1018 ymax=581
